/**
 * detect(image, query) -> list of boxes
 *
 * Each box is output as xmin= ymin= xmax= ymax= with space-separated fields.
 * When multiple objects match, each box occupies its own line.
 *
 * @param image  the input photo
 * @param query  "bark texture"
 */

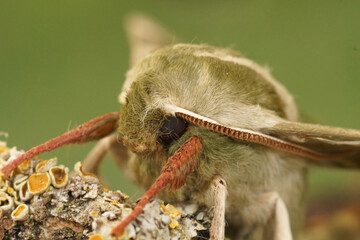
xmin=0 ymin=142 xmax=210 ymax=240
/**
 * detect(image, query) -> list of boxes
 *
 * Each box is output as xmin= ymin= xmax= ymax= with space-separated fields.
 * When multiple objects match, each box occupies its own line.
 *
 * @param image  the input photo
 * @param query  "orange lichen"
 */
xmin=13 ymin=167 xmax=22 ymax=176
xmin=0 ymin=146 xmax=9 ymax=154
xmin=89 ymin=234 xmax=104 ymax=240
xmin=19 ymin=159 xmax=31 ymax=172
xmin=49 ymin=166 xmax=68 ymax=188
xmin=27 ymin=172 xmax=50 ymax=195
xmin=0 ymin=192 xmax=14 ymax=211
xmin=12 ymin=204 xmax=25 ymax=217
xmin=161 ymin=203 xmax=182 ymax=229
xmin=123 ymin=193 xmax=130 ymax=200
xmin=74 ymin=162 xmax=96 ymax=178
xmin=11 ymin=204 xmax=29 ymax=221
xmin=161 ymin=203 xmax=182 ymax=218
xmin=35 ymin=158 xmax=58 ymax=173
xmin=13 ymin=175 xmax=28 ymax=190
xmin=110 ymin=200 xmax=120 ymax=206
xmin=7 ymin=187 xmax=14 ymax=195
xmin=91 ymin=212 xmax=98 ymax=217
xmin=19 ymin=181 xmax=32 ymax=201
xmin=169 ymin=219 xmax=179 ymax=229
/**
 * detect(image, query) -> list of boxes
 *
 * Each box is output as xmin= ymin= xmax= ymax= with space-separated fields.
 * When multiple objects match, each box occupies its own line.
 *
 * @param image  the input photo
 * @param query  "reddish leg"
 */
xmin=110 ymin=136 xmax=203 ymax=237
xmin=1 ymin=112 xmax=119 ymax=176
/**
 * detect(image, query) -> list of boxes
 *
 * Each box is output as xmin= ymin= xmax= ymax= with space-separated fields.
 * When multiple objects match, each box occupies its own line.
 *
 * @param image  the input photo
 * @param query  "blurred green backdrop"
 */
xmin=0 ymin=1 xmax=359 ymax=204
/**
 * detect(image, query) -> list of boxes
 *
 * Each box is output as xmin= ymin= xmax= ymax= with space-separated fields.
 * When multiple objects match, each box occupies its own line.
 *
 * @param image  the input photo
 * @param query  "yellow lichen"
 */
xmin=161 ymin=203 xmax=182 ymax=218
xmin=89 ymin=234 xmax=104 ymax=240
xmin=110 ymin=199 xmax=120 ymax=206
xmin=7 ymin=187 xmax=14 ymax=195
xmin=74 ymin=162 xmax=96 ymax=178
xmin=123 ymin=193 xmax=130 ymax=199
xmin=19 ymin=181 xmax=32 ymax=201
xmin=0 ymin=145 xmax=9 ymax=154
xmin=49 ymin=166 xmax=68 ymax=188
xmin=11 ymin=204 xmax=29 ymax=221
xmin=90 ymin=212 xmax=98 ymax=217
xmin=12 ymin=204 xmax=25 ymax=217
xmin=0 ymin=192 xmax=14 ymax=211
xmin=27 ymin=172 xmax=50 ymax=195
xmin=169 ymin=219 xmax=179 ymax=229
xmin=19 ymin=159 xmax=31 ymax=172
xmin=35 ymin=158 xmax=58 ymax=173
xmin=161 ymin=203 xmax=182 ymax=229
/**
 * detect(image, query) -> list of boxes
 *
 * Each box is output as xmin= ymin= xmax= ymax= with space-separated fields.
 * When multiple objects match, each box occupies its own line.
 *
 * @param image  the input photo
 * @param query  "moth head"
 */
xmin=118 ymin=77 xmax=188 ymax=154
xmin=117 ymin=43 xmax=290 ymax=153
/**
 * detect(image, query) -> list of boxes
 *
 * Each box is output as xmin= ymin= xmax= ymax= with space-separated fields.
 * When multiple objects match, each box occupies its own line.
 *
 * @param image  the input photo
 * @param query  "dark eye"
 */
xmin=158 ymin=115 xmax=188 ymax=145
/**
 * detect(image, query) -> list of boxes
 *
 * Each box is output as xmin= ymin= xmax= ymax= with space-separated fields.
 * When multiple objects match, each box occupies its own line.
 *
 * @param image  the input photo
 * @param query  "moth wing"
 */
xmin=260 ymin=121 xmax=360 ymax=167
xmin=124 ymin=13 xmax=176 ymax=66
xmin=120 ymin=13 xmax=176 ymax=104
xmin=165 ymin=104 xmax=360 ymax=168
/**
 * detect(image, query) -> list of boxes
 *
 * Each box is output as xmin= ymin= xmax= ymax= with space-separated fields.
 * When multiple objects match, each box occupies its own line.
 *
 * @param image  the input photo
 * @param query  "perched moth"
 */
xmin=2 ymin=17 xmax=360 ymax=240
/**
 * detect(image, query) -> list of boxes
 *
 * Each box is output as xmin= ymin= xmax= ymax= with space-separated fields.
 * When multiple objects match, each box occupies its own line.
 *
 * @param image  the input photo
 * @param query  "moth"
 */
xmin=2 ymin=16 xmax=360 ymax=240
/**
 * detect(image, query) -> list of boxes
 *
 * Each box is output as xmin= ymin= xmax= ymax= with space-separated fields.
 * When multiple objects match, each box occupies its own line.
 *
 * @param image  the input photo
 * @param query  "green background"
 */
xmin=1 ymin=1 xmax=359 ymax=205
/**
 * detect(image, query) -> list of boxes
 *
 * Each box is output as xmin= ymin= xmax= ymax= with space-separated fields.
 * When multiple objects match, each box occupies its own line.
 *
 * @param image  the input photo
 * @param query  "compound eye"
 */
xmin=158 ymin=116 xmax=188 ymax=145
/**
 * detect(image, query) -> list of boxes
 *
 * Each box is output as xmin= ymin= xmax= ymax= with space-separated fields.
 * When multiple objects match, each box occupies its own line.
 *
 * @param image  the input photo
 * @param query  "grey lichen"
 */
xmin=0 ymin=142 xmax=210 ymax=239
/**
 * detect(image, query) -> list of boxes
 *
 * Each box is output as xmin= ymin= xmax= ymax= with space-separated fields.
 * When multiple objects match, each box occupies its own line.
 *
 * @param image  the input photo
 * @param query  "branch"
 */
xmin=0 ymin=142 xmax=210 ymax=239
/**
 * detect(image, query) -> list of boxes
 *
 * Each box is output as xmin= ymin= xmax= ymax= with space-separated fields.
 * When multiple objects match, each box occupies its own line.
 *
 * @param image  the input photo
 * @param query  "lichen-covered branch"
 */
xmin=0 ymin=142 xmax=210 ymax=240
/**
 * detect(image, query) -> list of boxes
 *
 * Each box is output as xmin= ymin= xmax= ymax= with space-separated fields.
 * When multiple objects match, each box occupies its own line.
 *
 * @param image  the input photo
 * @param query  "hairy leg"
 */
xmin=260 ymin=192 xmax=293 ymax=240
xmin=82 ymin=134 xmax=130 ymax=176
xmin=83 ymin=134 xmax=116 ymax=175
xmin=209 ymin=176 xmax=227 ymax=240
xmin=233 ymin=191 xmax=293 ymax=240
xmin=272 ymin=192 xmax=292 ymax=240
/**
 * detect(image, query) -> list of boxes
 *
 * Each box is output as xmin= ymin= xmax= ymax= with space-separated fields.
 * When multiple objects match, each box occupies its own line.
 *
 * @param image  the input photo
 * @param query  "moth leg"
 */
xmin=82 ymin=134 xmax=115 ymax=175
xmin=110 ymin=136 xmax=203 ymax=237
xmin=209 ymin=176 xmax=227 ymax=240
xmin=232 ymin=191 xmax=293 ymax=240
xmin=262 ymin=192 xmax=293 ymax=240
xmin=82 ymin=134 xmax=129 ymax=176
